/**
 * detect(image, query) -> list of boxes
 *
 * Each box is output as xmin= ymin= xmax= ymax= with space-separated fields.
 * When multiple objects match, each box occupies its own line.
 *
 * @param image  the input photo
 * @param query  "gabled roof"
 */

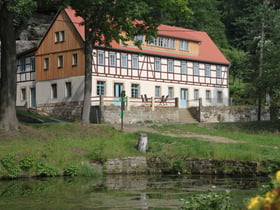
xmin=64 ymin=7 xmax=230 ymax=65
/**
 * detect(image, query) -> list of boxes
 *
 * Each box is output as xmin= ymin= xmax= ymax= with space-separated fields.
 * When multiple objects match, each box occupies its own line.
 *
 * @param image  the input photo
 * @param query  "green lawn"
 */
xmin=0 ymin=120 xmax=279 ymax=178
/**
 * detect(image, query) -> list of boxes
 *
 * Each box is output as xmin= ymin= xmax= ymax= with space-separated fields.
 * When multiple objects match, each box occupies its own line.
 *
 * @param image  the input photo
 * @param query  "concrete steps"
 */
xmin=178 ymin=109 xmax=198 ymax=123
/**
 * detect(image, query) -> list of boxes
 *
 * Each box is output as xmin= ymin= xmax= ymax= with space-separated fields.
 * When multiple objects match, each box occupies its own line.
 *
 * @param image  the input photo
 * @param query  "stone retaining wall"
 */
xmin=101 ymin=106 xmax=180 ymax=124
xmin=103 ymin=157 xmax=280 ymax=176
xmin=199 ymin=106 xmax=271 ymax=122
xmin=36 ymin=101 xmax=83 ymax=121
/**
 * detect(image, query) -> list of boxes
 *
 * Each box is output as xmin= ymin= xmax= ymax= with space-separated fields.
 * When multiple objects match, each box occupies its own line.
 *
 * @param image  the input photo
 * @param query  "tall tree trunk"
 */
xmin=0 ymin=5 xmax=19 ymax=131
xmin=81 ymin=22 xmax=93 ymax=125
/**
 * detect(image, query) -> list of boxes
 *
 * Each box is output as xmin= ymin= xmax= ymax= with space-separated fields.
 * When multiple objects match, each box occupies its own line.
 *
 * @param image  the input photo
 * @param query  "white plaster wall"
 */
xmin=36 ymin=76 xmax=84 ymax=106
xmin=16 ymin=81 xmax=36 ymax=108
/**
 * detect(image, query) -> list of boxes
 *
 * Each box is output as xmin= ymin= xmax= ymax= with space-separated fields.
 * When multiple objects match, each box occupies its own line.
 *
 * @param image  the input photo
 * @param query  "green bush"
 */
xmin=36 ymin=162 xmax=59 ymax=177
xmin=63 ymin=165 xmax=78 ymax=176
xmin=1 ymin=154 xmax=20 ymax=178
xmin=19 ymin=156 xmax=34 ymax=171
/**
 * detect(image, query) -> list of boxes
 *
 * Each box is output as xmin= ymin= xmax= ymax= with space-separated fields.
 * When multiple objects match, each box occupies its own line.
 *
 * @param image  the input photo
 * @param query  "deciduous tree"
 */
xmin=0 ymin=0 xmax=36 ymax=131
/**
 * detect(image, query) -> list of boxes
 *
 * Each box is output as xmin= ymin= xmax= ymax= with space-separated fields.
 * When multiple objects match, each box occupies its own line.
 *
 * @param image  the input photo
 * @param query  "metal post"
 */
xmin=120 ymin=90 xmax=126 ymax=131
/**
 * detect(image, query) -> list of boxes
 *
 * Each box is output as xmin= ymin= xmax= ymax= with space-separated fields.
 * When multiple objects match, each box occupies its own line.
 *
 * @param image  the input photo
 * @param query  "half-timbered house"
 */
xmin=16 ymin=47 xmax=37 ymax=108
xmin=34 ymin=7 xmax=230 ymax=121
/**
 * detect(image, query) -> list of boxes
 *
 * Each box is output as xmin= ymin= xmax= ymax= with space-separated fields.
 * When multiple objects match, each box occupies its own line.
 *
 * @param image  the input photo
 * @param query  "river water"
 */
xmin=0 ymin=174 xmax=268 ymax=209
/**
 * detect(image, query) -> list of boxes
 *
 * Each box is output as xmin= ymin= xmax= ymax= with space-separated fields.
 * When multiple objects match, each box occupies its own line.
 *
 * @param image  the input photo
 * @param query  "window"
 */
xmin=194 ymin=89 xmax=199 ymax=100
xmin=193 ymin=63 xmax=199 ymax=76
xmin=181 ymin=61 xmax=187 ymax=75
xmin=19 ymin=58 xmax=26 ymax=72
xmin=58 ymin=55 xmax=63 ymax=68
xmin=51 ymin=83 xmax=57 ymax=99
xmin=121 ymin=54 xmax=128 ymax=68
xmin=109 ymin=53 xmax=116 ymax=66
xmin=21 ymin=88 xmax=26 ymax=101
xmin=205 ymin=64 xmax=211 ymax=77
xmin=168 ymin=87 xmax=174 ymax=98
xmin=98 ymin=51 xmax=105 ymax=65
xmin=217 ymin=91 xmax=223 ymax=103
xmin=30 ymin=57 xmax=35 ymax=71
xmin=55 ymin=31 xmax=65 ymax=43
xmin=206 ymin=90 xmax=211 ymax=101
xmin=131 ymin=84 xmax=139 ymax=98
xmin=133 ymin=35 xmax=143 ymax=44
xmin=169 ymin=38 xmax=175 ymax=49
xmin=179 ymin=40 xmax=189 ymax=51
xmin=132 ymin=55 xmax=139 ymax=69
xmin=163 ymin=38 xmax=169 ymax=48
xmin=97 ymin=81 xmax=105 ymax=96
xmin=167 ymin=60 xmax=174 ymax=73
xmin=217 ymin=66 xmax=222 ymax=78
xmin=155 ymin=58 xmax=161 ymax=71
xmin=65 ymin=82 xmax=72 ymax=98
xmin=147 ymin=37 xmax=157 ymax=46
xmin=158 ymin=37 xmax=164 ymax=47
xmin=44 ymin=57 xmax=49 ymax=70
xmin=72 ymin=53 xmax=78 ymax=66
xmin=155 ymin=86 xmax=161 ymax=98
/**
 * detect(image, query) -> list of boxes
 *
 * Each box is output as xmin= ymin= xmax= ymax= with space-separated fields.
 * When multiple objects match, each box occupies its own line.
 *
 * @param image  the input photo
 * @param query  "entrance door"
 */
xmin=180 ymin=88 xmax=188 ymax=108
xmin=30 ymin=87 xmax=36 ymax=107
xmin=114 ymin=83 xmax=123 ymax=106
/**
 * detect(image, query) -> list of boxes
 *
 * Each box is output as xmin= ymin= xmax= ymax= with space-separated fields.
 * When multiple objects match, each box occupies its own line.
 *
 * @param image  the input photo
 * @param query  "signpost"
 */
xmin=120 ymin=90 xmax=126 ymax=131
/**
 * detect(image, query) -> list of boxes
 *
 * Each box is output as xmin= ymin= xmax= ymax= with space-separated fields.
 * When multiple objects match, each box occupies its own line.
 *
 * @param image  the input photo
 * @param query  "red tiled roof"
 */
xmin=65 ymin=7 xmax=230 ymax=65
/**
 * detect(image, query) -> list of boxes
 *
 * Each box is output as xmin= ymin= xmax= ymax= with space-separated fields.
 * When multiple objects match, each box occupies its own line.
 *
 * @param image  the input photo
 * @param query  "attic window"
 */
xmin=179 ymin=40 xmax=189 ymax=51
xmin=55 ymin=31 xmax=65 ymax=43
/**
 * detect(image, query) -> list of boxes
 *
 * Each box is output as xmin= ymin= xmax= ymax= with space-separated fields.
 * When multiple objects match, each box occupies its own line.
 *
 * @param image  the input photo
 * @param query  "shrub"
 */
xmin=1 ymin=154 xmax=20 ymax=178
xmin=63 ymin=165 xmax=78 ymax=177
xmin=19 ymin=156 xmax=34 ymax=171
xmin=36 ymin=162 xmax=59 ymax=177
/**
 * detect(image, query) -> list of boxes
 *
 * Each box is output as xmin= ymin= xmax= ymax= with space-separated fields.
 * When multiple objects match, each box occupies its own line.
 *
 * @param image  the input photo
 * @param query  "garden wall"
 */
xmin=103 ymin=157 xmax=280 ymax=176
xmin=190 ymin=106 xmax=271 ymax=123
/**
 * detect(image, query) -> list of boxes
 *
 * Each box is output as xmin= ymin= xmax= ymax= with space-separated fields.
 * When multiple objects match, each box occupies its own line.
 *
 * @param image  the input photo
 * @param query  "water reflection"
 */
xmin=0 ymin=175 xmax=268 ymax=209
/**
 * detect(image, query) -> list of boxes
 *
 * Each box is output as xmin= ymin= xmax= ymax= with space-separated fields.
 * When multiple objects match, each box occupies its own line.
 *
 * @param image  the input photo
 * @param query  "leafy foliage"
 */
xmin=180 ymin=190 xmax=232 ymax=210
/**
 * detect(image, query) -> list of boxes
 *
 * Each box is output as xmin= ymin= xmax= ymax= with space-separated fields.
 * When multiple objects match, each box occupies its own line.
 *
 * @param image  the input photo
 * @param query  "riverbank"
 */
xmin=0 ymin=120 xmax=279 ymax=179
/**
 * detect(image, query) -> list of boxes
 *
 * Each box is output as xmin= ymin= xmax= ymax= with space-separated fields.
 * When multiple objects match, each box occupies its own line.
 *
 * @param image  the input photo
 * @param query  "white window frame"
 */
xmin=65 ymin=82 xmax=72 ymax=98
xmin=155 ymin=58 xmax=161 ymax=71
xmin=167 ymin=60 xmax=174 ymax=73
xmin=121 ymin=54 xmax=128 ymax=68
xmin=168 ymin=87 xmax=174 ymax=98
xmin=109 ymin=53 xmax=116 ymax=67
xmin=217 ymin=66 xmax=222 ymax=78
xmin=179 ymin=40 xmax=189 ymax=51
xmin=205 ymin=64 xmax=211 ymax=77
xmin=98 ymin=51 xmax=105 ymax=65
xmin=58 ymin=55 xmax=63 ymax=68
xmin=51 ymin=83 xmax=57 ymax=99
xmin=193 ymin=63 xmax=199 ymax=76
xmin=44 ymin=57 xmax=49 ymax=70
xmin=97 ymin=81 xmax=105 ymax=96
xmin=131 ymin=84 xmax=139 ymax=98
xmin=155 ymin=86 xmax=161 ymax=98
xmin=181 ymin=61 xmax=187 ymax=75
xmin=72 ymin=53 xmax=78 ymax=66
xmin=132 ymin=55 xmax=139 ymax=69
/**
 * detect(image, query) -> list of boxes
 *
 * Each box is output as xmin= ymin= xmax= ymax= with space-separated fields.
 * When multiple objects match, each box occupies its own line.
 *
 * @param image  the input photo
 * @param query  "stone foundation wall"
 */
xmin=36 ymin=101 xmax=83 ymax=121
xmin=103 ymin=157 xmax=280 ymax=176
xmin=199 ymin=106 xmax=271 ymax=123
xmin=102 ymin=106 xmax=180 ymax=124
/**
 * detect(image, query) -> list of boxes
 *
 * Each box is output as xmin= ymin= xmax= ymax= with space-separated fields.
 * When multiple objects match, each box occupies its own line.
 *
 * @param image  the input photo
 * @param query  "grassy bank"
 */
xmin=0 ymin=120 xmax=279 ymax=178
